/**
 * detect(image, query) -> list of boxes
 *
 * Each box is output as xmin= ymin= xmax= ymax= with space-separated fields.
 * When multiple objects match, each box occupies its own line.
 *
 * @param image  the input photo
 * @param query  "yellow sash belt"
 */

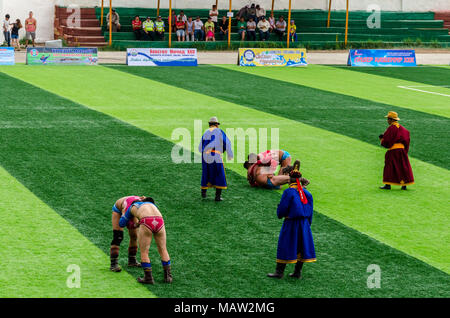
xmin=205 ymin=150 xmax=221 ymax=154
xmin=389 ymin=143 xmax=405 ymax=150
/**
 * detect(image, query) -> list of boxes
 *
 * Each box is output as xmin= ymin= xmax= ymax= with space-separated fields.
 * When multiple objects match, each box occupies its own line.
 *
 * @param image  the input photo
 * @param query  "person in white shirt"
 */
xmin=177 ymin=10 xmax=188 ymax=23
xmin=193 ymin=16 xmax=204 ymax=41
xmin=209 ymin=4 xmax=219 ymax=30
xmin=256 ymin=5 xmax=266 ymax=23
xmin=268 ymin=13 xmax=276 ymax=32
xmin=275 ymin=16 xmax=287 ymax=41
xmin=3 ymin=14 xmax=11 ymax=47
xmin=257 ymin=16 xmax=270 ymax=41
xmin=186 ymin=17 xmax=194 ymax=41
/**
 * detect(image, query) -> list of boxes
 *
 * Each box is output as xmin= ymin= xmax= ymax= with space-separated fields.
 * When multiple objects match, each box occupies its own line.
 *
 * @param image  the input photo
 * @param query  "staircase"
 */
xmin=435 ymin=11 xmax=450 ymax=34
xmin=54 ymin=6 xmax=107 ymax=47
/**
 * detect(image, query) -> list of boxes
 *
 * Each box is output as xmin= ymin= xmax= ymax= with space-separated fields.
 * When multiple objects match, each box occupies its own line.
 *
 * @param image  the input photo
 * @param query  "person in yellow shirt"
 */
xmin=289 ymin=20 xmax=297 ymax=42
xmin=142 ymin=17 xmax=155 ymax=41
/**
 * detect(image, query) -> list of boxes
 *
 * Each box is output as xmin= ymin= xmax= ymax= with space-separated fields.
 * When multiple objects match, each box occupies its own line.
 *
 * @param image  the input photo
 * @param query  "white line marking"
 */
xmin=397 ymin=85 xmax=450 ymax=97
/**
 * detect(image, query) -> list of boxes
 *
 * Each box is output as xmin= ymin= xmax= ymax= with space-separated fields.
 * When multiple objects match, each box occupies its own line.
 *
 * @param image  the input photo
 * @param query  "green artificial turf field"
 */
xmin=0 ymin=65 xmax=448 ymax=298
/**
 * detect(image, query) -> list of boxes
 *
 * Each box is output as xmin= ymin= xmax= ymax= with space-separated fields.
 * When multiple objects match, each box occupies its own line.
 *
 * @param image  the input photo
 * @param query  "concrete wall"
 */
xmin=2 ymin=0 xmax=449 ymax=42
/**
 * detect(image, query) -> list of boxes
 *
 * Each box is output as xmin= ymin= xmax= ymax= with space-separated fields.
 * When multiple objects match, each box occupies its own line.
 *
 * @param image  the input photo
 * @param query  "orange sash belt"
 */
xmin=205 ymin=150 xmax=221 ymax=154
xmin=389 ymin=143 xmax=405 ymax=150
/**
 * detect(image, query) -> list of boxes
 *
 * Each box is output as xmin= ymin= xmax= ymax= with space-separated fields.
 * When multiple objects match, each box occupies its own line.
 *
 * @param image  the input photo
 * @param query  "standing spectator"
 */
xmin=193 ymin=16 xmax=204 ymax=41
xmin=176 ymin=16 xmax=186 ymax=42
xmin=24 ymin=11 xmax=37 ymax=48
xmin=154 ymin=16 xmax=165 ymax=40
xmin=132 ymin=15 xmax=143 ymax=40
xmin=268 ymin=13 xmax=276 ymax=32
xmin=248 ymin=4 xmax=257 ymax=21
xmin=169 ymin=11 xmax=177 ymax=32
xmin=289 ymin=20 xmax=297 ymax=42
xmin=218 ymin=16 xmax=229 ymax=40
xmin=11 ymin=19 xmax=22 ymax=51
xmin=275 ymin=16 xmax=286 ymax=41
xmin=186 ymin=17 xmax=195 ymax=42
xmin=246 ymin=17 xmax=257 ymax=41
xmin=204 ymin=17 xmax=215 ymax=34
xmin=236 ymin=5 xmax=249 ymax=21
xmin=3 ymin=14 xmax=11 ymax=47
xmin=255 ymin=5 xmax=266 ymax=23
xmin=205 ymin=26 xmax=215 ymax=42
xmin=237 ymin=16 xmax=247 ymax=41
xmin=142 ymin=16 xmax=155 ymax=41
xmin=106 ymin=9 xmax=121 ymax=32
xmin=209 ymin=5 xmax=219 ymax=30
xmin=257 ymin=16 xmax=270 ymax=41
xmin=177 ymin=10 xmax=188 ymax=23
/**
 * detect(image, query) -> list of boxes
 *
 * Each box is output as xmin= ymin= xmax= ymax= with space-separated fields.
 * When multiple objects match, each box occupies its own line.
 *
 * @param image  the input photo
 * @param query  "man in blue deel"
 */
xmin=199 ymin=117 xmax=233 ymax=201
xmin=268 ymin=160 xmax=316 ymax=279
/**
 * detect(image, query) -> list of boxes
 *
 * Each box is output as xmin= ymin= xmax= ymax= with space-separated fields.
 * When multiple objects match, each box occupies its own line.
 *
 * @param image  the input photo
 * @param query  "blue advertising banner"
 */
xmin=127 ymin=48 xmax=198 ymax=66
xmin=26 ymin=48 xmax=98 ymax=65
xmin=347 ymin=49 xmax=417 ymax=67
xmin=0 ymin=47 xmax=15 ymax=65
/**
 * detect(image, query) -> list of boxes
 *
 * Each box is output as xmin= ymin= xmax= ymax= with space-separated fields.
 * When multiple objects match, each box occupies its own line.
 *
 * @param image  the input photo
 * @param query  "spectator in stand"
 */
xmin=246 ymin=17 xmax=256 ymax=41
xmin=11 ymin=19 xmax=22 ymax=51
xmin=289 ymin=20 xmax=297 ymax=42
xmin=257 ymin=16 xmax=270 ymax=41
xmin=248 ymin=4 xmax=257 ymax=21
xmin=177 ymin=10 xmax=188 ymax=23
xmin=176 ymin=16 xmax=186 ymax=42
xmin=236 ymin=5 xmax=249 ymax=21
xmin=275 ymin=16 xmax=286 ymax=41
xmin=106 ymin=9 xmax=121 ymax=32
xmin=255 ymin=5 xmax=265 ymax=23
xmin=142 ymin=16 xmax=155 ymax=41
xmin=204 ymin=17 xmax=215 ymax=34
xmin=218 ymin=16 xmax=229 ymax=40
xmin=205 ymin=26 xmax=215 ymax=42
xmin=3 ymin=14 xmax=11 ymax=47
xmin=169 ymin=11 xmax=177 ymax=32
xmin=154 ymin=16 xmax=165 ymax=40
xmin=237 ymin=16 xmax=247 ymax=41
xmin=209 ymin=4 xmax=219 ymax=30
xmin=186 ymin=17 xmax=194 ymax=42
xmin=24 ymin=11 xmax=37 ymax=48
xmin=193 ymin=16 xmax=204 ymax=41
xmin=268 ymin=12 xmax=276 ymax=32
xmin=132 ymin=15 xmax=143 ymax=40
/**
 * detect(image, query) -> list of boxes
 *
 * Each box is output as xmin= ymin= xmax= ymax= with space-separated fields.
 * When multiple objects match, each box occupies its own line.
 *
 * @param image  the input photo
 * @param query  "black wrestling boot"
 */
xmin=128 ymin=247 xmax=141 ymax=267
xmin=201 ymin=189 xmax=207 ymax=198
xmin=289 ymin=261 xmax=304 ymax=279
xmin=109 ymin=247 xmax=122 ymax=272
xmin=380 ymin=184 xmax=391 ymax=190
xmin=401 ymin=186 xmax=407 ymax=190
xmin=267 ymin=263 xmax=286 ymax=279
xmin=163 ymin=265 xmax=173 ymax=283
xmin=137 ymin=268 xmax=155 ymax=284
xmin=215 ymin=189 xmax=223 ymax=201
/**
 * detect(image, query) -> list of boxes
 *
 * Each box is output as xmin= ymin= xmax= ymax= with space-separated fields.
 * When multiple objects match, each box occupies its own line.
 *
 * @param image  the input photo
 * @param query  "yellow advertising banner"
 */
xmin=238 ymin=48 xmax=307 ymax=67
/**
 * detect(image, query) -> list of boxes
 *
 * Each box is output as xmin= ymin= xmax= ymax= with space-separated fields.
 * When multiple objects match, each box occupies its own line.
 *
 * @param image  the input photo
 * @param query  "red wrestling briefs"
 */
xmin=139 ymin=216 xmax=165 ymax=233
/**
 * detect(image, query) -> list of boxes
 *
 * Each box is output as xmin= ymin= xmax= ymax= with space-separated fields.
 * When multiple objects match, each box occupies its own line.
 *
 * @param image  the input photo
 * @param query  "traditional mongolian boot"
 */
xmin=215 ymin=188 xmax=223 ymax=201
xmin=109 ymin=246 xmax=122 ymax=272
xmin=267 ymin=263 xmax=286 ymax=279
xmin=137 ymin=263 xmax=154 ymax=284
xmin=380 ymin=184 xmax=391 ymax=190
xmin=163 ymin=265 xmax=173 ymax=283
xmin=289 ymin=261 xmax=304 ymax=279
xmin=201 ymin=189 xmax=207 ymax=198
xmin=128 ymin=246 xmax=141 ymax=267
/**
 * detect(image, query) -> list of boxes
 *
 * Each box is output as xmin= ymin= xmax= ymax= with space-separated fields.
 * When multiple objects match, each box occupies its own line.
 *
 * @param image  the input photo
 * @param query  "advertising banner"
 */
xmin=347 ymin=49 xmax=417 ymax=67
xmin=0 ymin=47 xmax=15 ymax=65
xmin=26 ymin=48 xmax=98 ymax=65
xmin=239 ymin=48 xmax=307 ymax=67
xmin=127 ymin=48 xmax=198 ymax=66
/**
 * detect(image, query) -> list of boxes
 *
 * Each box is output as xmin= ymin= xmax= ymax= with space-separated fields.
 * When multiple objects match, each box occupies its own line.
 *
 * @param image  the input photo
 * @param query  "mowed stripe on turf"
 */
xmin=2 ymin=66 xmax=449 ymax=274
xmin=0 ymin=166 xmax=154 ymax=297
xmin=0 ymin=71 xmax=449 ymax=297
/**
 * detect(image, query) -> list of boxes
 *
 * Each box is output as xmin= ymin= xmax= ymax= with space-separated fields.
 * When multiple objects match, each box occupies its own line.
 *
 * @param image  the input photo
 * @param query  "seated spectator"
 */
xmin=237 ymin=16 xmax=247 ymax=41
xmin=257 ymin=16 xmax=270 ymax=41
xmin=219 ymin=16 xmax=229 ymax=41
xmin=247 ymin=17 xmax=257 ymax=41
xmin=205 ymin=26 xmax=215 ymax=42
xmin=268 ymin=13 xmax=275 ymax=32
xmin=290 ymin=20 xmax=297 ymax=42
xmin=275 ymin=16 xmax=286 ymax=41
xmin=209 ymin=5 xmax=219 ymax=30
xmin=154 ymin=16 xmax=165 ymax=40
xmin=132 ymin=15 xmax=143 ymax=40
xmin=176 ymin=16 xmax=186 ymax=42
xmin=177 ymin=10 xmax=187 ymax=23
xmin=142 ymin=16 xmax=155 ymax=41
xmin=106 ymin=9 xmax=121 ymax=32
xmin=248 ymin=4 xmax=257 ymax=21
xmin=193 ymin=16 xmax=204 ymax=41
xmin=186 ymin=17 xmax=194 ymax=42
xmin=236 ymin=5 xmax=249 ymax=21
xmin=204 ymin=17 xmax=215 ymax=34
xmin=255 ymin=5 xmax=265 ymax=23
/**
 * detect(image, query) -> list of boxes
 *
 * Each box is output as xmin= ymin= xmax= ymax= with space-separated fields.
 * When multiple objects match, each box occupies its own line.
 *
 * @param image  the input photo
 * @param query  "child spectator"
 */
xmin=154 ymin=16 xmax=165 ymax=40
xmin=3 ymin=14 xmax=11 ymax=47
xmin=193 ymin=16 xmax=204 ymax=41
xmin=186 ymin=17 xmax=194 ymax=42
xmin=275 ymin=16 xmax=286 ymax=41
xmin=132 ymin=15 xmax=143 ymax=40
xmin=24 ymin=11 xmax=37 ymax=48
xmin=205 ymin=26 xmax=215 ymax=42
xmin=290 ymin=20 xmax=297 ymax=42
xmin=218 ymin=16 xmax=229 ymax=40
xmin=11 ymin=19 xmax=22 ymax=50
xmin=246 ymin=17 xmax=256 ymax=41
xmin=176 ymin=16 xmax=186 ymax=42
xmin=257 ymin=16 xmax=270 ymax=41
xmin=237 ymin=16 xmax=247 ymax=41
